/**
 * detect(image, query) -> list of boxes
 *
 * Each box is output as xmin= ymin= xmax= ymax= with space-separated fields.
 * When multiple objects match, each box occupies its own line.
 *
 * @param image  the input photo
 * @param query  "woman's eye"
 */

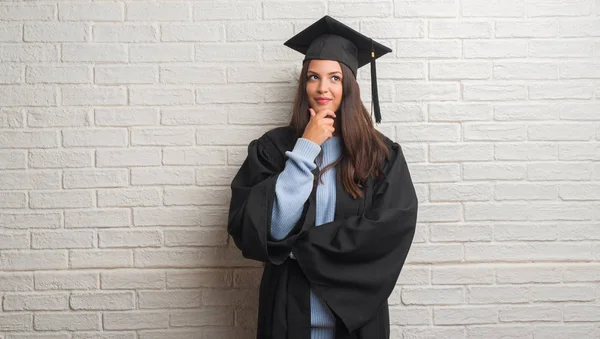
xmin=308 ymin=75 xmax=318 ymax=81
xmin=332 ymin=76 xmax=341 ymax=82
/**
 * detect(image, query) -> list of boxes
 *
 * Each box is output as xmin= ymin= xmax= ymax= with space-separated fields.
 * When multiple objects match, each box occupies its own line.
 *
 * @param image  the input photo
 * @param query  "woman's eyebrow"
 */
xmin=307 ymin=70 xmax=342 ymax=75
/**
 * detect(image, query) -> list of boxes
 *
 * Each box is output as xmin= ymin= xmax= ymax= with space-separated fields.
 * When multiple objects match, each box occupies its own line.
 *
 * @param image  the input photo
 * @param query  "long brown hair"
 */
xmin=289 ymin=61 xmax=390 ymax=199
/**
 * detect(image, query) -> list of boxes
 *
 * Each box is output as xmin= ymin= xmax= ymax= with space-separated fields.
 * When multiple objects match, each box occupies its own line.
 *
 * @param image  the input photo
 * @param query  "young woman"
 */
xmin=228 ymin=16 xmax=418 ymax=339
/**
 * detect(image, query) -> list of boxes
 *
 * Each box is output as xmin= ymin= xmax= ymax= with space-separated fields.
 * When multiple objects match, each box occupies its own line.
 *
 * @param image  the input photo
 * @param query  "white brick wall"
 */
xmin=0 ymin=1 xmax=598 ymax=338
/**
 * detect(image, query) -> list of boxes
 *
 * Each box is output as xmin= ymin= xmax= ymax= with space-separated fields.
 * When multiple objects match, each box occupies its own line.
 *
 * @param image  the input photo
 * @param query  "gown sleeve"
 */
xmin=270 ymin=138 xmax=322 ymax=241
xmin=228 ymin=135 xmax=316 ymax=264
xmin=291 ymin=142 xmax=418 ymax=333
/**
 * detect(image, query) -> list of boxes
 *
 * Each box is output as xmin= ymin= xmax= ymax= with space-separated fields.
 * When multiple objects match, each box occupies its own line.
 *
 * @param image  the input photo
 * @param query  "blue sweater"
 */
xmin=270 ymin=136 xmax=342 ymax=339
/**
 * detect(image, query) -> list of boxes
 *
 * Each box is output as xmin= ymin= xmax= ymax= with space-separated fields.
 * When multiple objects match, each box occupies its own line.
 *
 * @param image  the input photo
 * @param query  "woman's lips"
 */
xmin=316 ymin=98 xmax=331 ymax=104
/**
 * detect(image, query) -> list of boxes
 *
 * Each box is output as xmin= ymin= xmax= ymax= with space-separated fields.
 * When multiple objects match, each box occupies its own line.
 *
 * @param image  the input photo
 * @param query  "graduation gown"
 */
xmin=228 ymin=126 xmax=418 ymax=339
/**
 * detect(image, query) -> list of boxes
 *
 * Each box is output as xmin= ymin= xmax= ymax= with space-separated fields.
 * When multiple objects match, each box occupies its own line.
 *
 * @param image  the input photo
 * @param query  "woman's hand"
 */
xmin=302 ymin=108 xmax=336 ymax=146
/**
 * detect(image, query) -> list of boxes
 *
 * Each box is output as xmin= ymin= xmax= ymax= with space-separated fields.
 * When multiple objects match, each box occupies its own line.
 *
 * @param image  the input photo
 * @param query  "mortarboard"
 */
xmin=284 ymin=15 xmax=392 ymax=124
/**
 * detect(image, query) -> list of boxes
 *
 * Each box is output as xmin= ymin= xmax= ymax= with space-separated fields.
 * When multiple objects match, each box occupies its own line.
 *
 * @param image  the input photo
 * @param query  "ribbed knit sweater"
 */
xmin=270 ymin=136 xmax=342 ymax=339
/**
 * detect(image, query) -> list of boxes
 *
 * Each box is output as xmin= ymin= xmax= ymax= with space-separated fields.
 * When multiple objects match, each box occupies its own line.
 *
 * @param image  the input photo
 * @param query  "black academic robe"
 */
xmin=228 ymin=126 xmax=418 ymax=339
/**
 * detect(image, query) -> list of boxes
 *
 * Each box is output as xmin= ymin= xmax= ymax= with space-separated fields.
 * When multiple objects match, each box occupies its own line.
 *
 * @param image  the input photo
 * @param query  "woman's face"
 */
xmin=305 ymin=59 xmax=343 ymax=113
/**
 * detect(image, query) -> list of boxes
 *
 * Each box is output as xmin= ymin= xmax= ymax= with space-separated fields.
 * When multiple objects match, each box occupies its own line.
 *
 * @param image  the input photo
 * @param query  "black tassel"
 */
xmin=370 ymin=44 xmax=382 ymax=124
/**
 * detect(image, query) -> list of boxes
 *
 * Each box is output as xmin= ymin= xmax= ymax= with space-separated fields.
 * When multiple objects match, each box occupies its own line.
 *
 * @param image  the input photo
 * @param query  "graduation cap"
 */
xmin=284 ymin=15 xmax=392 ymax=124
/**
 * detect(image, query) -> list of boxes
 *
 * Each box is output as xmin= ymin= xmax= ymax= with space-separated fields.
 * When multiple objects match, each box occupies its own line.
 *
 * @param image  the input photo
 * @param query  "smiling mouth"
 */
xmin=316 ymin=98 xmax=332 ymax=104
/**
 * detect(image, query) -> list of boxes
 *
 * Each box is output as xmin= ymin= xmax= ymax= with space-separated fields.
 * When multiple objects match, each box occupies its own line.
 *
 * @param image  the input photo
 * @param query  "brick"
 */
xmin=35 ymin=271 xmax=98 ymax=290
xmin=164 ymin=229 xmax=227 ymax=247
xmin=227 ymin=21 xmax=293 ymax=41
xmin=99 ymin=230 xmax=162 ymax=248
xmin=197 ymin=126 xmax=269 ymax=146
xmin=402 ymin=287 xmax=464 ymax=305
xmin=389 ymin=306 xmax=430 ymax=325
xmin=263 ymin=1 xmax=325 ymax=19
xmin=563 ymin=265 xmax=600 ymax=282
xmin=169 ymin=308 xmax=233 ymax=327
xmin=430 ymin=61 xmax=491 ymax=80
xmin=499 ymin=305 xmax=562 ymax=322
xmin=0 ymin=171 xmax=61 ymax=190
xmin=533 ymin=325 xmax=596 ymax=339
xmin=495 ymin=143 xmax=557 ymax=160
xmin=164 ymin=187 xmax=230 ymax=206
xmin=195 ymin=44 xmax=260 ymax=62
xmin=1 ymin=251 xmax=67 ymax=271
xmin=95 ymin=66 xmax=157 ymax=85
xmin=430 ymin=223 xmax=492 ymax=242
xmin=98 ymin=188 xmax=161 ymax=207
xmin=167 ymin=269 xmax=231 ymax=288
xmin=529 ymin=40 xmax=594 ymax=58
xmin=0 ymin=64 xmax=23 ymax=83
xmin=463 ymin=163 xmax=526 ymax=180
xmin=4 ymin=293 xmax=69 ymax=311
xmin=330 ymin=1 xmax=393 ymax=17
xmin=29 ymin=149 xmax=92 ymax=168
xmin=434 ymin=306 xmax=497 ymax=325
xmin=0 ymin=150 xmax=26 ymax=169
xmin=529 ymin=0 xmax=592 ymax=17
xmin=126 ymin=3 xmax=190 ymax=21
xmin=133 ymin=207 xmax=202 ymax=227
xmin=396 ymin=124 xmax=460 ymax=142
xmin=409 ymin=164 xmax=460 ymax=183
xmin=0 ymin=4 xmax=54 ymax=20
xmin=461 ymin=0 xmax=525 ymax=17
xmin=430 ymin=144 xmax=493 ymax=162
xmin=0 ymin=314 xmax=32 ymax=331
xmin=27 ymin=107 xmax=91 ymax=127
xmin=396 ymin=82 xmax=459 ymax=101
xmin=463 ymin=83 xmax=527 ymax=101
xmin=0 ymin=130 xmax=58 ymax=148
xmin=196 ymin=84 xmax=263 ymax=104
xmin=103 ymin=312 xmax=168 ymax=330
xmin=163 ymin=148 xmax=227 ymax=166
xmin=161 ymin=23 xmax=222 ymax=42
xmin=0 ymin=86 xmax=56 ymax=106
xmin=63 ymin=129 xmax=128 ymax=147
xmin=468 ymin=286 xmax=529 ymax=304
xmin=64 ymin=169 xmax=128 ymax=189
xmin=496 ymin=20 xmax=558 ymax=37
xmin=161 ymin=107 xmax=227 ymax=125
xmin=467 ymin=326 xmax=532 ymax=339
xmin=62 ymin=44 xmax=126 ymax=62
xmin=530 ymin=123 xmax=595 ymax=141
xmin=130 ymin=88 xmax=194 ymax=105
xmin=0 ymin=44 xmax=58 ymax=62
xmin=161 ymin=65 xmax=225 ymax=84
xmin=96 ymin=147 xmax=161 ymax=167
xmin=465 ymin=203 xmax=529 ymax=221
xmin=95 ymin=108 xmax=159 ymax=126
xmin=463 ymin=123 xmax=527 ymax=141
xmin=466 ymin=243 xmax=593 ymax=262
xmin=29 ymin=191 xmax=94 ymax=209
xmin=131 ymin=128 xmax=195 ymax=146
xmin=9 ymin=334 xmax=71 ymax=339
xmin=101 ymin=270 xmax=165 ymax=290
xmin=0 ymin=232 xmax=29 ymax=249
xmin=70 ymin=291 xmax=135 ymax=310
xmin=494 ymin=62 xmax=558 ymax=80
xmin=138 ymin=290 xmax=201 ymax=309
xmin=527 ymin=163 xmax=593 ymax=181
xmin=495 ymin=183 xmax=558 ymax=200
xmin=62 ymin=86 xmax=126 ymax=106
xmin=560 ymin=183 xmax=600 ymax=200
xmin=433 ymin=266 xmax=495 ymax=284
xmin=202 ymin=289 xmax=257 ymax=307
xmin=130 ymin=44 xmax=193 ymax=62
xmin=0 ymin=23 xmax=21 ymax=43
xmin=403 ymin=327 xmax=465 ymax=339
xmin=529 ymin=82 xmax=594 ymax=99
xmin=34 ymin=313 xmax=99 ymax=331
xmin=193 ymin=1 xmax=260 ymax=20
xmin=494 ymin=103 xmax=560 ymax=120
xmin=134 ymin=249 xmax=198 ymax=268
xmin=94 ymin=24 xmax=156 ymax=42
xmin=24 ymin=23 xmax=88 ymax=42
xmin=528 ymin=203 xmax=594 ymax=221
xmin=0 ymin=192 xmax=26 ymax=208
xmin=561 ymin=62 xmax=600 ymax=79
xmin=429 ymin=103 xmax=493 ymax=122
xmin=70 ymin=250 xmax=132 ymax=269
xmin=406 ymin=244 xmax=463 ymax=263
xmin=0 ymin=212 xmax=60 ymax=229
xmin=417 ymin=203 xmax=462 ymax=222
xmin=429 ymin=20 xmax=491 ymax=38
xmin=463 ymin=40 xmax=527 ymax=58
xmin=65 ymin=209 xmax=130 ymax=228
xmin=59 ymin=2 xmax=124 ymax=21
xmin=531 ymin=285 xmax=595 ymax=302
xmin=32 ymin=230 xmax=94 ymax=249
